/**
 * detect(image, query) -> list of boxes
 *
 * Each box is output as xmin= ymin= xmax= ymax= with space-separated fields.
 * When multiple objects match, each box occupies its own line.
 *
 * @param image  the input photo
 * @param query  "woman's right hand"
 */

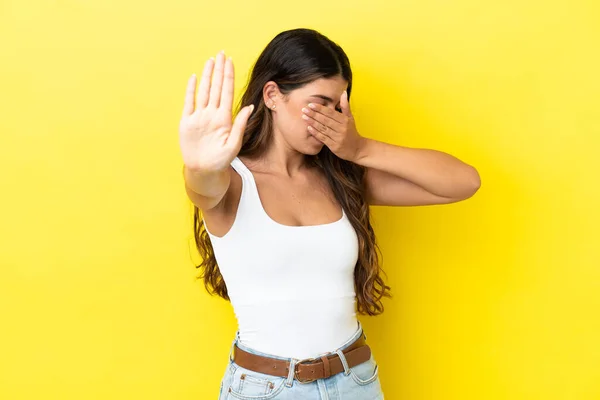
xmin=179 ymin=51 xmax=254 ymax=172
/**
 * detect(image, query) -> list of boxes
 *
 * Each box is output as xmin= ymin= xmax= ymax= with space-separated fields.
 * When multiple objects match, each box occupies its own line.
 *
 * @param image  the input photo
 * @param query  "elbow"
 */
xmin=462 ymin=165 xmax=481 ymax=199
xmin=447 ymin=165 xmax=480 ymax=201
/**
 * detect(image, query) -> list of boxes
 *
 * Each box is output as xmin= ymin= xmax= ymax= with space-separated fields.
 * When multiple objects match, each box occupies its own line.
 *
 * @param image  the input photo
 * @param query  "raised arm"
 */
xmin=301 ymin=90 xmax=480 ymax=206
xmin=179 ymin=51 xmax=254 ymax=211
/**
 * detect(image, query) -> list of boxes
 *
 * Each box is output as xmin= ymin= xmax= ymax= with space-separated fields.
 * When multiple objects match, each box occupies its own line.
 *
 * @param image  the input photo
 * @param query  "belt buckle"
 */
xmin=294 ymin=357 xmax=319 ymax=384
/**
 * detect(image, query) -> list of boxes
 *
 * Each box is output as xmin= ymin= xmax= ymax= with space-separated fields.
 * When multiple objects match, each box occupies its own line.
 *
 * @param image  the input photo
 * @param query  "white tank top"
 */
xmin=203 ymin=156 xmax=360 ymax=360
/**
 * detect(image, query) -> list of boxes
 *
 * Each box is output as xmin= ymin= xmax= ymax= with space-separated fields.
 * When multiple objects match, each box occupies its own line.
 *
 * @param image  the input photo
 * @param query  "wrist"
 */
xmin=353 ymin=137 xmax=373 ymax=165
xmin=184 ymin=160 xmax=230 ymax=176
xmin=183 ymin=164 xmax=230 ymax=195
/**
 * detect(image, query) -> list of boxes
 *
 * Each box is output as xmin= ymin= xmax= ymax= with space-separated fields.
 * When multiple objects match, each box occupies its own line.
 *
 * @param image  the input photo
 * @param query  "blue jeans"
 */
xmin=218 ymin=322 xmax=384 ymax=399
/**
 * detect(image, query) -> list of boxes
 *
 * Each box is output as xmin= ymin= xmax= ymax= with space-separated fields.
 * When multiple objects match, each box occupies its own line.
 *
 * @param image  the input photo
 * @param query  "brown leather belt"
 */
xmin=232 ymin=333 xmax=370 ymax=383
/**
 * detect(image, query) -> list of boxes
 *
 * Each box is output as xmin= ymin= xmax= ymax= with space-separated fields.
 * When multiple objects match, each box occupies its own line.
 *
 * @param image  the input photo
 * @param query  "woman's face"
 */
xmin=266 ymin=76 xmax=348 ymax=155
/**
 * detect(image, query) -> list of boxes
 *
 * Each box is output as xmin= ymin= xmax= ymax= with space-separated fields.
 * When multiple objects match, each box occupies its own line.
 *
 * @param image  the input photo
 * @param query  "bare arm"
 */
xmin=357 ymin=138 xmax=481 ymax=206
xmin=183 ymin=165 xmax=230 ymax=210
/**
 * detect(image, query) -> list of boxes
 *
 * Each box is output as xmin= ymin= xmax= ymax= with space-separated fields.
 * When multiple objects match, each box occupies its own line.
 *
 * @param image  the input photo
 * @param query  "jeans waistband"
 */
xmin=228 ymin=320 xmax=366 ymax=362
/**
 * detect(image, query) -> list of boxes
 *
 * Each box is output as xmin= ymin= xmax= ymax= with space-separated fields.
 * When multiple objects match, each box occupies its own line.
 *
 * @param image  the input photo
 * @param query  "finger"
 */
xmin=195 ymin=58 xmax=215 ymax=110
xmin=307 ymin=103 xmax=344 ymax=124
xmin=302 ymin=107 xmax=342 ymax=132
xmin=182 ymin=73 xmax=197 ymax=117
xmin=303 ymin=114 xmax=335 ymax=138
xmin=340 ymin=90 xmax=352 ymax=117
xmin=220 ymin=57 xmax=234 ymax=113
xmin=302 ymin=115 xmax=334 ymax=136
xmin=308 ymin=125 xmax=332 ymax=145
xmin=227 ymin=104 xmax=254 ymax=151
xmin=209 ymin=51 xmax=226 ymax=107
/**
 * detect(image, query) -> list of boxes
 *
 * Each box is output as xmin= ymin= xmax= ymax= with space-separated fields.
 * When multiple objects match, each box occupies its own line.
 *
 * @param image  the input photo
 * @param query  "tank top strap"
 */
xmin=231 ymin=157 xmax=257 ymax=187
xmin=231 ymin=156 xmax=250 ymax=178
xmin=231 ymin=156 xmax=263 ymax=214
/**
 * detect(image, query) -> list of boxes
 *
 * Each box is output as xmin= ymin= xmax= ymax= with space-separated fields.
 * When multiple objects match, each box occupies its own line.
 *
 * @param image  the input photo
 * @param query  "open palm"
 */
xmin=179 ymin=51 xmax=254 ymax=172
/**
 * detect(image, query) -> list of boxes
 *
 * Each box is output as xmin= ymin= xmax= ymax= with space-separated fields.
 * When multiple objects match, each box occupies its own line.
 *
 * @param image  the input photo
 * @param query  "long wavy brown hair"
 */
xmin=192 ymin=28 xmax=391 ymax=315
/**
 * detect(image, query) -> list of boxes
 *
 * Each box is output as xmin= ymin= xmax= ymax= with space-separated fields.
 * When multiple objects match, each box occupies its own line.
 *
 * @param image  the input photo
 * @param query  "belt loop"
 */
xmin=320 ymin=355 xmax=331 ymax=377
xmin=285 ymin=358 xmax=297 ymax=387
xmin=335 ymin=349 xmax=351 ymax=376
xmin=228 ymin=332 xmax=239 ymax=362
xmin=358 ymin=320 xmax=366 ymax=341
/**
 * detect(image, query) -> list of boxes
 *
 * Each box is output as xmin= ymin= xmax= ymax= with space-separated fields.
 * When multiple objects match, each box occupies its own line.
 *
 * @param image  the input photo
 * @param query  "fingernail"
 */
xmin=302 ymin=107 xmax=309 ymax=113
xmin=302 ymin=114 xmax=309 ymax=120
xmin=249 ymin=104 xmax=255 ymax=113
xmin=308 ymin=103 xmax=315 ymax=109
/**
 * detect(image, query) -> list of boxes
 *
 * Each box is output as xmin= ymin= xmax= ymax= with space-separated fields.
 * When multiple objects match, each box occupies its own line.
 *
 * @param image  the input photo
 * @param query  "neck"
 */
xmin=254 ymin=127 xmax=309 ymax=177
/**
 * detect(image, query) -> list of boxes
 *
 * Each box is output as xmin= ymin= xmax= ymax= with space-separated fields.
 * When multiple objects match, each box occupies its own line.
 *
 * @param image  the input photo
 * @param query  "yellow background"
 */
xmin=1 ymin=0 xmax=598 ymax=399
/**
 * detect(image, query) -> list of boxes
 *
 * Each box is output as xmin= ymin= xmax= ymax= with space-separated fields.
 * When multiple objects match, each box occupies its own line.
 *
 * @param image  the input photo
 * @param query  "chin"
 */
xmin=301 ymin=141 xmax=324 ymax=155
xmin=289 ymin=134 xmax=325 ymax=156
xmin=303 ymin=148 xmax=323 ymax=156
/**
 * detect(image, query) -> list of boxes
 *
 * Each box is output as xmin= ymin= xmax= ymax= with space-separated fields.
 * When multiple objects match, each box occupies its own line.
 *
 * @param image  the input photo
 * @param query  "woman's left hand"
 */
xmin=301 ymin=91 xmax=365 ymax=162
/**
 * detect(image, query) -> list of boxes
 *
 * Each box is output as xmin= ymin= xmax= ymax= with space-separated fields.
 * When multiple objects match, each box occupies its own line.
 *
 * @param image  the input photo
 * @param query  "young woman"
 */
xmin=179 ymin=28 xmax=480 ymax=400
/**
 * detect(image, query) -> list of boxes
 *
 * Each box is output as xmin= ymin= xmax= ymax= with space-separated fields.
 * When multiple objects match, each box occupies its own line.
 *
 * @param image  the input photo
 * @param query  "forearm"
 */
xmin=355 ymin=138 xmax=481 ymax=198
xmin=183 ymin=164 xmax=230 ymax=199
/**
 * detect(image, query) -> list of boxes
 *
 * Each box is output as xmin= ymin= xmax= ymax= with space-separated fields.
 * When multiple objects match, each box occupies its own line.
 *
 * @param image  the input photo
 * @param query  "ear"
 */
xmin=262 ymin=81 xmax=281 ymax=111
